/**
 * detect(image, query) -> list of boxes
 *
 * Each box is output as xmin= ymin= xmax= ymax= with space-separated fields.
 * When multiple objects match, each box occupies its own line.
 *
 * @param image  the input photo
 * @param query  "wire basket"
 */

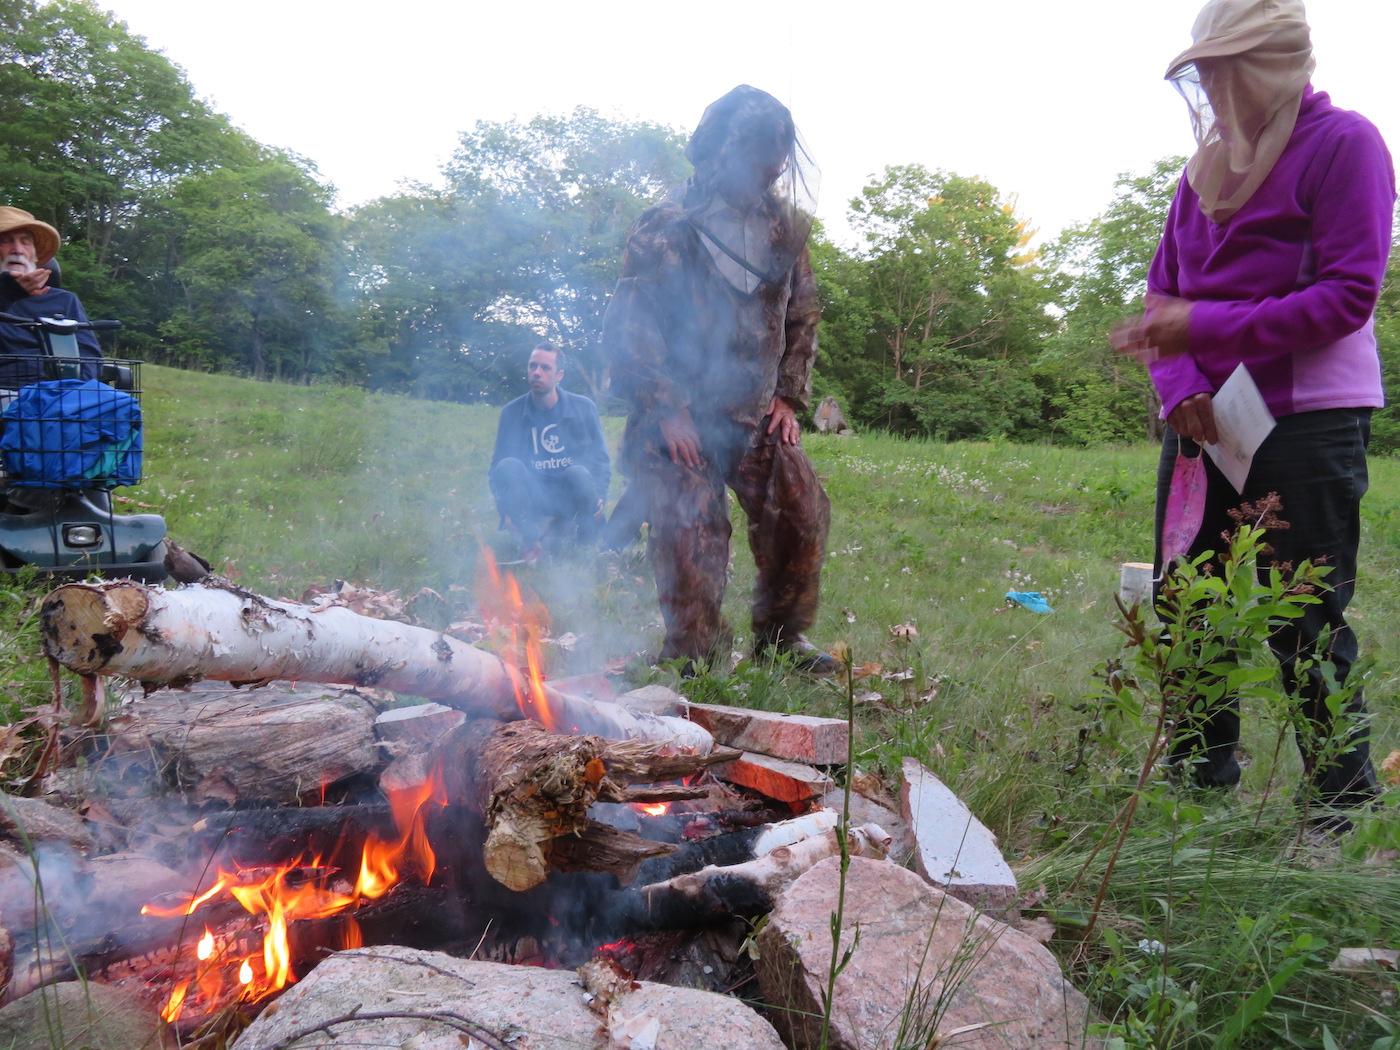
xmin=0 ymin=358 xmax=145 ymax=489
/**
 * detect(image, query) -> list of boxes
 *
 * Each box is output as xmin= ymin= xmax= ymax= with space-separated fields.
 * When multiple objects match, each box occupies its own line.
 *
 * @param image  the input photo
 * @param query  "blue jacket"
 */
xmin=0 ymin=285 xmax=102 ymax=388
xmin=491 ymin=389 xmax=611 ymax=503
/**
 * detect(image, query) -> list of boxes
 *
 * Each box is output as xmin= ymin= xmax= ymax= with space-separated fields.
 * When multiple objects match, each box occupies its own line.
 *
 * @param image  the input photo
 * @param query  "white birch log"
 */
xmin=39 ymin=579 xmax=711 ymax=750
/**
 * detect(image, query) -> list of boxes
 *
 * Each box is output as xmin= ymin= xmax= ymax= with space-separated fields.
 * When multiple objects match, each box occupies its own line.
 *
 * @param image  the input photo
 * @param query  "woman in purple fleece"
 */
xmin=1117 ymin=0 xmax=1394 ymax=823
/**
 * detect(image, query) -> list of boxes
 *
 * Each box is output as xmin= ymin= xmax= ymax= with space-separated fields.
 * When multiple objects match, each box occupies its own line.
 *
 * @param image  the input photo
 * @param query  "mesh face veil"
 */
xmin=1166 ymin=0 xmax=1314 ymax=223
xmin=683 ymin=85 xmax=820 ymax=294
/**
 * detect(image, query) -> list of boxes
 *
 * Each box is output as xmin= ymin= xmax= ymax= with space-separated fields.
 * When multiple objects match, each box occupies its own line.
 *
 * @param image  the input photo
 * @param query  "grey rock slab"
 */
xmin=757 ymin=856 xmax=1103 ymax=1050
xmin=900 ymin=757 xmax=1018 ymax=919
xmin=233 ymin=944 xmax=786 ymax=1050
xmin=0 ymin=980 xmax=176 ymax=1049
xmin=819 ymin=789 xmax=912 ymax=865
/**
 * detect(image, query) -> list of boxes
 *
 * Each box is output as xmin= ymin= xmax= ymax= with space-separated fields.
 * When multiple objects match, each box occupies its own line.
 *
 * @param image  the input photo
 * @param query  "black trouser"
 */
xmin=489 ymin=459 xmax=599 ymax=545
xmin=1154 ymin=408 xmax=1379 ymax=809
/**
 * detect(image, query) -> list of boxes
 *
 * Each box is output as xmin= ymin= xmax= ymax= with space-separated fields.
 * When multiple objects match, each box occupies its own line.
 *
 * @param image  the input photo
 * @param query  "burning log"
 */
xmin=435 ymin=719 xmax=740 ymax=892
xmin=39 ymin=579 xmax=711 ymax=749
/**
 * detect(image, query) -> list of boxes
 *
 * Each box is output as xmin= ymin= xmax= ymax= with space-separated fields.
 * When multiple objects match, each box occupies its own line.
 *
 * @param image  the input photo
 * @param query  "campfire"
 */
xmin=8 ymin=557 xmax=886 ymax=1044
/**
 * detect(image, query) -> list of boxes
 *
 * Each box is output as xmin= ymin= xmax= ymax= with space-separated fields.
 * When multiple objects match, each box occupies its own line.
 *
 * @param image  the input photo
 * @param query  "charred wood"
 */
xmin=631 ymin=821 xmax=891 ymax=930
xmin=592 ymin=922 xmax=752 ymax=993
xmin=594 ymin=740 xmax=741 ymax=783
xmin=547 ymin=822 xmax=676 ymax=886
xmin=432 ymin=720 xmax=731 ymax=892
xmin=595 ymin=783 xmax=712 ymax=805
xmin=182 ymin=804 xmax=397 ymax=866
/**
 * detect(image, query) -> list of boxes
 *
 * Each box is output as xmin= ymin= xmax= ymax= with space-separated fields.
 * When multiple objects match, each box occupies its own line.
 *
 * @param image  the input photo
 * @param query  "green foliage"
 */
xmin=0 ymin=0 xmax=348 ymax=379
xmin=1035 ymin=157 xmax=1184 ymax=446
xmin=153 ymin=148 xmax=348 ymax=381
xmin=813 ymin=166 xmax=1052 ymax=440
xmin=1037 ymin=517 xmax=1400 ymax=1049
xmin=0 ymin=0 xmax=235 ymax=251
xmin=1369 ymin=235 xmax=1400 ymax=454
xmin=0 ymin=569 xmax=51 ymax=725
xmin=346 ymin=109 xmax=688 ymax=404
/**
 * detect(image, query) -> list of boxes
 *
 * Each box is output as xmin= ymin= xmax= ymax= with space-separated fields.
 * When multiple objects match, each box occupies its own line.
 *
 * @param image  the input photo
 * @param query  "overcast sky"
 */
xmin=99 ymin=0 xmax=1400 ymax=247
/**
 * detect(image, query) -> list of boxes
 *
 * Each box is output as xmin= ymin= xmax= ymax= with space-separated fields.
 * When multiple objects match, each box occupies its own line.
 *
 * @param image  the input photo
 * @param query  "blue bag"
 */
xmin=0 ymin=379 xmax=142 ymax=487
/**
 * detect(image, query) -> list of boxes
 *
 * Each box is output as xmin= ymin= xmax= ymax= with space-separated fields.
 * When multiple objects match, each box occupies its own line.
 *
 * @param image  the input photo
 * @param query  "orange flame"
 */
xmin=635 ymin=802 xmax=670 ymax=817
xmin=479 ymin=548 xmax=559 ymax=731
xmin=357 ymin=765 xmax=444 ymax=899
xmin=142 ymin=876 xmax=230 ymax=918
xmin=153 ymin=763 xmax=447 ymax=1024
xmin=161 ymin=981 xmax=189 ymax=1023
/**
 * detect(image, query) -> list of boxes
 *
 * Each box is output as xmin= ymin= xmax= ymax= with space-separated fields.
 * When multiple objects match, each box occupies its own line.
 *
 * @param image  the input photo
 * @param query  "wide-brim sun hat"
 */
xmin=0 ymin=207 xmax=61 ymax=264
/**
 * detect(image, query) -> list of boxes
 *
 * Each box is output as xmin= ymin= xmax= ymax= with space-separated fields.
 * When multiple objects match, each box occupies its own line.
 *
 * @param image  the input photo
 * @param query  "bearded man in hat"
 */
xmin=0 ymin=207 xmax=101 ymax=389
xmin=604 ymin=85 xmax=835 ymax=677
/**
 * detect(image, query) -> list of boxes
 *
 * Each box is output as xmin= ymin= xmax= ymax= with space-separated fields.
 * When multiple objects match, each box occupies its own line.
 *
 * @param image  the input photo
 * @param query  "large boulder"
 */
xmin=234 ymin=944 xmax=787 ymax=1050
xmin=757 ymin=857 xmax=1102 ymax=1050
xmin=813 ymin=396 xmax=853 ymax=436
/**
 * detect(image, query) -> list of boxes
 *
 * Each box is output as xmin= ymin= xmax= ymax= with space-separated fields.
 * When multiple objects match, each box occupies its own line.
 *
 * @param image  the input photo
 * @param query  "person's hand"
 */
xmin=765 ymin=397 xmax=800 ymax=445
xmin=1109 ymin=317 xmax=1155 ymax=364
xmin=13 ymin=268 xmax=50 ymax=296
xmin=659 ymin=409 xmax=703 ymax=468
xmin=1110 ymin=294 xmax=1193 ymax=363
xmin=1141 ymin=294 xmax=1192 ymax=357
xmin=1167 ymin=392 xmax=1218 ymax=445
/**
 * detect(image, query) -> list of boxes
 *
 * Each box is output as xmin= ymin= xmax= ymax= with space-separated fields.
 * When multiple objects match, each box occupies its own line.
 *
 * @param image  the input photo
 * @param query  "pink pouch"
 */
xmin=1161 ymin=447 xmax=1207 ymax=569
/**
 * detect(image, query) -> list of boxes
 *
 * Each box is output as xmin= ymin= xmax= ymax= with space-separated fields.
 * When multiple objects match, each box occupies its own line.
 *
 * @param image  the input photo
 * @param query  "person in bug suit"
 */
xmin=604 ymin=85 xmax=835 ymax=676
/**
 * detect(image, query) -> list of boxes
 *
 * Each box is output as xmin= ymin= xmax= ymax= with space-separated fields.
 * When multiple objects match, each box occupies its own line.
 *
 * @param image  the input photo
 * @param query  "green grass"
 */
xmin=5 ymin=365 xmax=1399 ymax=1048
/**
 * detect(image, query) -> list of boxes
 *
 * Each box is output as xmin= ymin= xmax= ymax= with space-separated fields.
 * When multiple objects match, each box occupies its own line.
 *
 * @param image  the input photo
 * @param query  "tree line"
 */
xmin=6 ymin=0 xmax=1398 ymax=450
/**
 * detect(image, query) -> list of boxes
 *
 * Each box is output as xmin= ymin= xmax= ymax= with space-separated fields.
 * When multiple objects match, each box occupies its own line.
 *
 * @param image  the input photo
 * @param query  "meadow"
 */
xmin=4 ymin=364 xmax=1399 ymax=1049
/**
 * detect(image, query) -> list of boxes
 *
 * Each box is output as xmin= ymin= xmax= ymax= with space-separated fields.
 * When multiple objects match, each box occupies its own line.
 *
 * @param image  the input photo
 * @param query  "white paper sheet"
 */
xmin=1205 ymin=363 xmax=1275 ymax=493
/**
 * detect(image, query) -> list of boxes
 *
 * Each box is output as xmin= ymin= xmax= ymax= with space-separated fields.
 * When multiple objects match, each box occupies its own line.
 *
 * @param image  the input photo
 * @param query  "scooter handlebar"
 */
xmin=0 ymin=311 xmax=122 ymax=330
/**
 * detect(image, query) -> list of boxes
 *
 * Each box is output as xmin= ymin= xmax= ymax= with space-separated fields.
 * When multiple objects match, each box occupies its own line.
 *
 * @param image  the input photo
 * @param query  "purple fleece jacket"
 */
xmin=1148 ymin=86 xmax=1396 ymax=419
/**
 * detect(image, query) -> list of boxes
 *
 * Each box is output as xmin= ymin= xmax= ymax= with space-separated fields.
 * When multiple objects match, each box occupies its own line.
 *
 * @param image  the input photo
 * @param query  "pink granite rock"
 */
xmin=757 ymin=856 xmax=1102 ymax=1050
xmin=233 ymin=944 xmax=787 ymax=1050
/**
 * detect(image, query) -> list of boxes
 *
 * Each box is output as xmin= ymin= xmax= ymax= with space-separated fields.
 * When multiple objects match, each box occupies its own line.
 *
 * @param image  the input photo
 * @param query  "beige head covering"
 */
xmin=0 ymin=206 xmax=60 ymax=264
xmin=1166 ymin=0 xmax=1314 ymax=223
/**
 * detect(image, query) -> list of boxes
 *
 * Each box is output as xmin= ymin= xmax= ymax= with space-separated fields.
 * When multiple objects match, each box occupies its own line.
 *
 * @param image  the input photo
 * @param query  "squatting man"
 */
xmin=489 ymin=342 xmax=610 ymax=560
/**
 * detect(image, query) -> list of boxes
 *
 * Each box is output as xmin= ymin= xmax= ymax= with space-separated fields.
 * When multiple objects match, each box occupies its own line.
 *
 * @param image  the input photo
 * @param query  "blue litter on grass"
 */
xmin=1006 ymin=591 xmax=1054 ymax=614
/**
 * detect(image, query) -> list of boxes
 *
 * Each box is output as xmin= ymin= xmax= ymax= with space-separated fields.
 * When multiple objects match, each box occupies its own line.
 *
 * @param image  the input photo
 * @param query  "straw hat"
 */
xmin=0 ymin=207 xmax=61 ymax=264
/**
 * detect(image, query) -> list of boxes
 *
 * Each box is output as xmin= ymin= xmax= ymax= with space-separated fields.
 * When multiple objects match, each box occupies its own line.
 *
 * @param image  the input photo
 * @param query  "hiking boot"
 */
xmin=754 ymin=633 xmax=840 ymax=677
